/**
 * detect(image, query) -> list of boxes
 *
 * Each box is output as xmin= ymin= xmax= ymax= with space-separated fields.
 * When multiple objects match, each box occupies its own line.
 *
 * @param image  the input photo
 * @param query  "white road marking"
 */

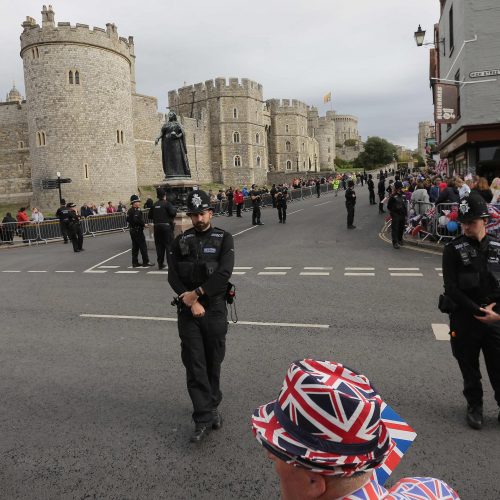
xmin=55 ymin=270 xmax=76 ymax=273
xmin=28 ymin=270 xmax=47 ymax=273
xmin=258 ymin=271 xmax=287 ymax=275
xmin=390 ymin=273 xmax=424 ymax=277
xmin=304 ymin=267 xmax=333 ymax=270
xmin=80 ymin=314 xmax=329 ymax=329
xmin=98 ymin=265 xmax=120 ymax=269
xmin=313 ymin=201 xmax=333 ymax=207
xmin=435 ymin=268 xmax=442 ymax=271
xmin=232 ymin=271 xmax=247 ymax=275
xmin=432 ymin=323 xmax=450 ymax=341
xmin=388 ymin=267 xmax=420 ymax=271
xmin=300 ymin=272 xmax=330 ymax=276
xmin=147 ymin=271 xmax=168 ymax=275
xmin=233 ymin=226 xmax=258 ymax=237
xmin=85 ymin=270 xmax=107 ymax=274
xmin=84 ymin=249 xmax=131 ymax=273
xmin=288 ymin=209 xmax=304 ymax=215
xmin=234 ymin=266 xmax=253 ymax=270
xmin=2 ymin=270 xmax=21 ymax=273
xmin=345 ymin=267 xmax=375 ymax=271
xmin=344 ymin=272 xmax=375 ymax=276
xmin=116 ymin=270 xmax=140 ymax=274
xmin=438 ymin=273 xmax=443 ymax=277
xmin=265 ymin=266 xmax=292 ymax=270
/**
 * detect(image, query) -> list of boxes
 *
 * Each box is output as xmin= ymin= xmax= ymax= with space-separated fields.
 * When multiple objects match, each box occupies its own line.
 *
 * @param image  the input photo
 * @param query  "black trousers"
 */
xmin=59 ymin=221 xmax=69 ymax=242
xmin=450 ymin=312 xmax=500 ymax=408
xmin=236 ymin=204 xmax=242 ymax=217
xmin=378 ymin=193 xmax=385 ymax=213
xmin=369 ymin=190 xmax=375 ymax=204
xmin=178 ymin=300 xmax=228 ymax=424
xmin=130 ymin=229 xmax=149 ymax=265
xmin=277 ymin=206 xmax=287 ymax=222
xmin=153 ymin=223 xmax=173 ymax=267
xmin=227 ymin=200 xmax=233 ymax=216
xmin=316 ymin=187 xmax=321 ymax=198
xmin=69 ymin=225 xmax=83 ymax=251
xmin=346 ymin=203 xmax=355 ymax=227
xmin=391 ymin=213 xmax=405 ymax=244
xmin=252 ymin=205 xmax=261 ymax=224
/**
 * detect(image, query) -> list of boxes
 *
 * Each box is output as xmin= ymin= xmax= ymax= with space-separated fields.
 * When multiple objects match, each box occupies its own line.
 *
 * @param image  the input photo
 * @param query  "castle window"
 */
xmin=255 ymin=133 xmax=260 ymax=144
xmin=36 ymin=131 xmax=46 ymax=147
xmin=31 ymin=47 xmax=39 ymax=59
xmin=286 ymin=160 xmax=292 ymax=170
xmin=285 ymin=141 xmax=291 ymax=152
xmin=328 ymin=156 xmax=331 ymax=162
xmin=233 ymin=131 xmax=240 ymax=143
xmin=75 ymin=71 xmax=80 ymax=85
xmin=18 ymin=141 xmax=25 ymax=149
xmin=328 ymin=147 xmax=331 ymax=153
xmin=301 ymin=142 xmax=305 ymax=152
xmin=36 ymin=47 xmax=39 ymax=58
xmin=327 ymin=137 xmax=330 ymax=142
xmin=18 ymin=164 xmax=23 ymax=174
xmin=233 ymin=108 xmax=238 ymax=119
xmin=84 ymin=163 xmax=89 ymax=180
xmin=285 ymin=124 xmax=289 ymax=133
xmin=117 ymin=130 xmax=124 ymax=144
xmin=234 ymin=155 xmax=241 ymax=167
xmin=69 ymin=71 xmax=73 ymax=84
xmin=120 ymin=130 xmax=124 ymax=144
xmin=256 ymin=156 xmax=261 ymax=167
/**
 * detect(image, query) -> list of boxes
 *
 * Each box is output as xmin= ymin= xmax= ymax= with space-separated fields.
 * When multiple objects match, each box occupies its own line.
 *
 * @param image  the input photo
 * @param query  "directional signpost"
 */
xmin=41 ymin=172 xmax=72 ymax=203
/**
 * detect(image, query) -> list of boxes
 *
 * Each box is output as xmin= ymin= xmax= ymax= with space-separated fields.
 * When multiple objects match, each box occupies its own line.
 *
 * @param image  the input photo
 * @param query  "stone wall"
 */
xmin=0 ymin=102 xmax=32 ymax=204
xmin=133 ymin=93 xmax=164 ymax=187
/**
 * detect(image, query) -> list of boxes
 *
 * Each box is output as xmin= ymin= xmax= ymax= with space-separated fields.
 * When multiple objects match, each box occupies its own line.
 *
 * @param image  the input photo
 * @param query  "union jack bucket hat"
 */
xmin=252 ymin=360 xmax=391 ymax=477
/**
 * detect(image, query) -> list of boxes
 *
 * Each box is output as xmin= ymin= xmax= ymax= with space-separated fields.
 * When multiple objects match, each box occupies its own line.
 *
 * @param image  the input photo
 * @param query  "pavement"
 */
xmin=1 ymin=185 xmax=499 ymax=499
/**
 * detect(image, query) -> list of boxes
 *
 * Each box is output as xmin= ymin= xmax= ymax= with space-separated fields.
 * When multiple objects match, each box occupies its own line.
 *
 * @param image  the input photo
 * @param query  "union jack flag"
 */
xmin=487 ymin=204 xmax=500 ymax=235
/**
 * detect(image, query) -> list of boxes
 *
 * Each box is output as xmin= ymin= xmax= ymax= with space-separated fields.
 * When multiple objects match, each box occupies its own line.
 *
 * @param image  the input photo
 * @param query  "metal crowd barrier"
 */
xmin=84 ymin=213 xmax=128 ymax=236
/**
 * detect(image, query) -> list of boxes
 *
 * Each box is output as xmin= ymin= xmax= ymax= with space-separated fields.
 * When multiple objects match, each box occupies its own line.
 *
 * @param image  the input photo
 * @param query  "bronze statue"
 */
xmin=155 ymin=111 xmax=191 ymax=179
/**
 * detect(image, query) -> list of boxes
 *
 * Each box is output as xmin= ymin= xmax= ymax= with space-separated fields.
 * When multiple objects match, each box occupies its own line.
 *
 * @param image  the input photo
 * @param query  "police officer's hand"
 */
xmin=180 ymin=290 xmax=198 ymax=307
xmin=474 ymin=303 xmax=500 ymax=323
xmin=191 ymin=301 xmax=205 ymax=318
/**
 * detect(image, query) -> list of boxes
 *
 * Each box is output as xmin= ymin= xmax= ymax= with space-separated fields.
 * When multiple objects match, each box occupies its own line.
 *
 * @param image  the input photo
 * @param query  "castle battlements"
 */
xmin=20 ymin=6 xmax=134 ymax=62
xmin=334 ymin=114 xmax=358 ymax=122
xmin=267 ymin=98 xmax=308 ymax=116
xmin=168 ymin=77 xmax=263 ymax=108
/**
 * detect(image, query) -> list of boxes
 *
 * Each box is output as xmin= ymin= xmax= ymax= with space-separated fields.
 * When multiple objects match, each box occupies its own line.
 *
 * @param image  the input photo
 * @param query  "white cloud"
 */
xmin=0 ymin=0 xmax=439 ymax=148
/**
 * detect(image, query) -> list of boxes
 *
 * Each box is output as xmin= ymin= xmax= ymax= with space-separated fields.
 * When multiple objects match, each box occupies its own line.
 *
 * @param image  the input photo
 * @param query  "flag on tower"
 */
xmin=323 ymin=92 xmax=331 ymax=103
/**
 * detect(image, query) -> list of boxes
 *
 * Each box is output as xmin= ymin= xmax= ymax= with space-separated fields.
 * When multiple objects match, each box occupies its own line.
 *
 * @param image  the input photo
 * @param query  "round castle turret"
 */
xmin=334 ymin=114 xmax=360 ymax=144
xmin=20 ymin=5 xmax=138 ymax=208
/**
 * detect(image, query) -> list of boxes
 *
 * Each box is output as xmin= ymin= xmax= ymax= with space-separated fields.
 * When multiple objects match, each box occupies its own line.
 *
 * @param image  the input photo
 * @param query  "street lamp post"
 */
xmin=414 ymin=25 xmax=445 ymax=48
xmin=314 ymin=153 xmax=317 ymax=171
xmin=56 ymin=171 xmax=62 ymax=204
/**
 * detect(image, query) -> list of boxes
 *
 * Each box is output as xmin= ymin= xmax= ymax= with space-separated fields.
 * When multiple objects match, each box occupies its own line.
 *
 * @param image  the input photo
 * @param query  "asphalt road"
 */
xmin=1 ymin=186 xmax=499 ymax=499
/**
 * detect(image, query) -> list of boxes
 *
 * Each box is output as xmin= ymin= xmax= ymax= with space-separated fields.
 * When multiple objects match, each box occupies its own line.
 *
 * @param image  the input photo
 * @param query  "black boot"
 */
xmin=212 ymin=410 xmax=223 ymax=430
xmin=190 ymin=423 xmax=211 ymax=443
xmin=466 ymin=405 xmax=483 ymax=430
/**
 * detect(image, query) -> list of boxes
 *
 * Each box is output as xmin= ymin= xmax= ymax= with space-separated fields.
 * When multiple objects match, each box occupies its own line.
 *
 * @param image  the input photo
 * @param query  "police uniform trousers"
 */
xmin=450 ymin=311 xmax=500 ymax=408
xmin=130 ymin=228 xmax=148 ymax=265
xmin=59 ymin=221 xmax=69 ymax=242
xmin=252 ymin=205 xmax=261 ymax=225
xmin=369 ymin=190 xmax=376 ymax=205
xmin=69 ymin=224 xmax=83 ymax=251
xmin=153 ymin=223 xmax=173 ymax=268
xmin=378 ymin=193 xmax=385 ymax=213
xmin=346 ymin=203 xmax=355 ymax=227
xmin=178 ymin=298 xmax=228 ymax=424
xmin=227 ymin=200 xmax=233 ymax=216
xmin=277 ymin=206 xmax=287 ymax=223
xmin=236 ymin=203 xmax=242 ymax=217
xmin=390 ymin=213 xmax=405 ymax=244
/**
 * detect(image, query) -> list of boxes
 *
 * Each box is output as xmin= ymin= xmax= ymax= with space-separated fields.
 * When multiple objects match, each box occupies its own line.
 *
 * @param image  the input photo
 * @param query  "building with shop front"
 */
xmin=430 ymin=0 xmax=500 ymax=181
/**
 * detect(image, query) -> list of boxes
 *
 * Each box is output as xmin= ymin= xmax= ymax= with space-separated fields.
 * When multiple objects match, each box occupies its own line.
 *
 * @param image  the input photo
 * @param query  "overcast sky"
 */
xmin=0 ymin=0 xmax=439 ymax=148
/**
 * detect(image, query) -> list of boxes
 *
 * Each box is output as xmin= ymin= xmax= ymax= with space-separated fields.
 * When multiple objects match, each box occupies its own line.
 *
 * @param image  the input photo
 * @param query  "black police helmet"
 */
xmin=186 ymin=190 xmax=212 ymax=214
xmin=130 ymin=194 xmax=141 ymax=204
xmin=394 ymin=180 xmax=403 ymax=190
xmin=457 ymin=193 xmax=489 ymax=222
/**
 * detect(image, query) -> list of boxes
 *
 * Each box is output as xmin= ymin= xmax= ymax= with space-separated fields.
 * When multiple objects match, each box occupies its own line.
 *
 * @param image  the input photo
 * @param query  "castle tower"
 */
xmin=309 ymin=108 xmax=336 ymax=171
xmin=267 ymin=99 xmax=318 ymax=172
xmin=334 ymin=115 xmax=360 ymax=145
xmin=20 ymin=6 xmax=138 ymax=208
xmin=169 ymin=78 xmax=269 ymax=186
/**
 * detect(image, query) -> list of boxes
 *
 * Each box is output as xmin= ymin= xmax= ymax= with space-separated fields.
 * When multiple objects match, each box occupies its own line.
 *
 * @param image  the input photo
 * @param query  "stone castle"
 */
xmin=0 ymin=6 xmax=361 ymax=209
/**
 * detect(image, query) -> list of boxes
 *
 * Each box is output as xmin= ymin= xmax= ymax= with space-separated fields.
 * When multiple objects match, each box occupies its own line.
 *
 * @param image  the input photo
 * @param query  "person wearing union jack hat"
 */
xmin=442 ymin=192 xmax=500 ymax=430
xmin=167 ymin=189 xmax=234 ymax=443
xmin=252 ymin=359 xmax=459 ymax=499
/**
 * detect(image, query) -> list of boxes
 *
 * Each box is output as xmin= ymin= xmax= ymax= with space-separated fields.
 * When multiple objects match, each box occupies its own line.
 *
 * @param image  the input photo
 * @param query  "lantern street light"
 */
xmin=414 ymin=25 xmax=445 ymax=48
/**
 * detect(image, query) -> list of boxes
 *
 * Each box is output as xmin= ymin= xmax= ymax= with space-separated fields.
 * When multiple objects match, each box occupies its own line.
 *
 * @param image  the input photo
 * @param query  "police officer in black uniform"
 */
xmin=167 ymin=190 xmax=234 ymax=443
xmin=377 ymin=175 xmax=386 ymax=214
xmin=367 ymin=174 xmax=376 ymax=205
xmin=65 ymin=203 xmax=84 ymax=252
xmin=126 ymin=195 xmax=153 ymax=267
xmin=442 ymin=193 xmax=500 ymax=429
xmin=149 ymin=189 xmax=177 ymax=270
xmin=345 ymin=180 xmax=356 ymax=229
xmin=275 ymin=188 xmax=288 ymax=223
xmin=387 ymin=181 xmax=407 ymax=249
xmin=56 ymin=199 xmax=69 ymax=244
xmin=250 ymin=184 xmax=263 ymax=225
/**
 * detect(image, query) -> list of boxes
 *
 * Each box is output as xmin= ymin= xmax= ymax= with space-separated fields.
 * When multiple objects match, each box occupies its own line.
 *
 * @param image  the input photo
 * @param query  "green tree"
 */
xmin=355 ymin=137 xmax=396 ymax=169
xmin=413 ymin=153 xmax=425 ymax=168
xmin=344 ymin=139 xmax=357 ymax=147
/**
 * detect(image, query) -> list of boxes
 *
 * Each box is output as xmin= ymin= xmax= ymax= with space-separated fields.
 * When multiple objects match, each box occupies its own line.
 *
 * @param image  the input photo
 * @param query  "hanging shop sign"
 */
xmin=434 ymin=83 xmax=458 ymax=124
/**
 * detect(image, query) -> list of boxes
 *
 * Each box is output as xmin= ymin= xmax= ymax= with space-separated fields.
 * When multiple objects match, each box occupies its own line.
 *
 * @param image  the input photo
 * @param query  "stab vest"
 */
xmin=177 ymin=227 xmax=225 ymax=290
